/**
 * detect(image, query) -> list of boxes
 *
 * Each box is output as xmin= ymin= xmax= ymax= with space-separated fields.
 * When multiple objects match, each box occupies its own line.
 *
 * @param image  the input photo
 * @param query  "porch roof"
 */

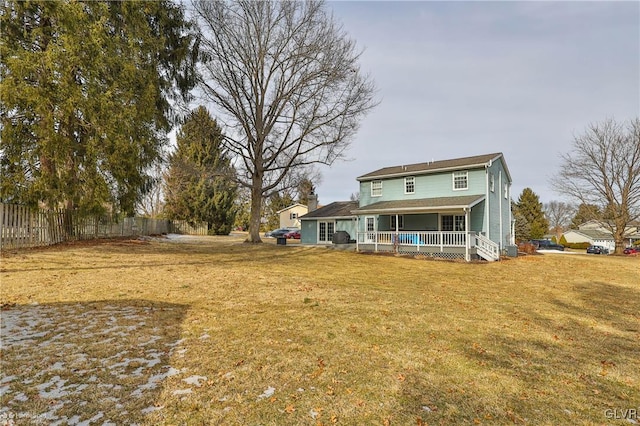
xmin=351 ymin=195 xmax=485 ymax=215
xmin=299 ymin=201 xmax=359 ymax=220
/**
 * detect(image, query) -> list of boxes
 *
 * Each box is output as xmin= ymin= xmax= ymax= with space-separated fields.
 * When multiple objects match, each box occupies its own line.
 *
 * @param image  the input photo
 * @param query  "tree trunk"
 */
xmin=247 ymin=179 xmax=263 ymax=243
xmin=613 ymin=227 xmax=625 ymax=255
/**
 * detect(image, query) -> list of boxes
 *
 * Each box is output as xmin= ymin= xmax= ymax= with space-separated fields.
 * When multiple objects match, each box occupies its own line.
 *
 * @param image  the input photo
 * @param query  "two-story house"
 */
xmin=300 ymin=153 xmax=513 ymax=261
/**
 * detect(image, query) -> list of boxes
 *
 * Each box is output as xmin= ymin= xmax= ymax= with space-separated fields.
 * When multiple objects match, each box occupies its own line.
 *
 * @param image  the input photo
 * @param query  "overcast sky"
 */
xmin=310 ymin=1 xmax=639 ymax=205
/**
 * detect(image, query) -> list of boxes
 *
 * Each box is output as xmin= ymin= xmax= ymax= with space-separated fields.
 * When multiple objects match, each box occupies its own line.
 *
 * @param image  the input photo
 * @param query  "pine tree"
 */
xmin=0 ymin=1 xmax=198 ymax=216
xmin=513 ymin=188 xmax=549 ymax=240
xmin=164 ymin=107 xmax=237 ymax=235
xmin=570 ymin=204 xmax=602 ymax=229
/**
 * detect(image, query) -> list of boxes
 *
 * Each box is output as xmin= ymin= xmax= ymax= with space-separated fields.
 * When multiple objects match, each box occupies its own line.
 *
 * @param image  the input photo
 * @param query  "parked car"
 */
xmin=284 ymin=230 xmax=301 ymax=239
xmin=623 ymin=246 xmax=639 ymax=255
xmin=531 ymin=239 xmax=565 ymax=251
xmin=586 ymin=245 xmax=609 ymax=255
xmin=264 ymin=227 xmax=299 ymax=238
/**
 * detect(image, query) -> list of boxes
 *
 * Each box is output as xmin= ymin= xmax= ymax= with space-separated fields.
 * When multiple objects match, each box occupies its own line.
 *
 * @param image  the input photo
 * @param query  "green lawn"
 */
xmin=1 ymin=235 xmax=638 ymax=425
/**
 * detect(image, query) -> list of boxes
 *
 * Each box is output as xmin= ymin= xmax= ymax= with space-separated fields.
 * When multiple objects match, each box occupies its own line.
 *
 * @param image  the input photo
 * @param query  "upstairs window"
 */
xmin=504 ymin=183 xmax=509 ymax=199
xmin=404 ymin=177 xmax=415 ymax=194
xmin=453 ymin=171 xmax=468 ymax=191
xmin=290 ymin=212 xmax=298 ymax=220
xmin=371 ymin=180 xmax=382 ymax=197
xmin=490 ymin=173 xmax=495 ymax=192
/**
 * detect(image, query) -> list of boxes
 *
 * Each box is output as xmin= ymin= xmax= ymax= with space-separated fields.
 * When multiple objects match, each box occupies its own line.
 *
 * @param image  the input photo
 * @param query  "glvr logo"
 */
xmin=604 ymin=408 xmax=638 ymax=420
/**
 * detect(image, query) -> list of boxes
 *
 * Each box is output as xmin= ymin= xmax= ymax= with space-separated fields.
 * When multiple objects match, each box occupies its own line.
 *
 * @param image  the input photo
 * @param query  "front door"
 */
xmin=365 ymin=216 xmax=376 ymax=243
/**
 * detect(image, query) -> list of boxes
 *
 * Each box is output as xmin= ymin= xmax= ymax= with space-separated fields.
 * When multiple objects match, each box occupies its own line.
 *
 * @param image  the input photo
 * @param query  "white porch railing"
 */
xmin=357 ymin=231 xmax=468 ymax=247
xmin=356 ymin=231 xmax=500 ymax=261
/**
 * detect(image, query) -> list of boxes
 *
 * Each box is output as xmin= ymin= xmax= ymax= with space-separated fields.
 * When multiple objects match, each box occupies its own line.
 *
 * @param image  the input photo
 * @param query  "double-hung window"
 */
xmin=371 ymin=180 xmax=382 ymax=197
xmin=404 ymin=177 xmax=415 ymax=194
xmin=441 ymin=215 xmax=466 ymax=231
xmin=390 ymin=215 xmax=404 ymax=230
xmin=453 ymin=171 xmax=468 ymax=191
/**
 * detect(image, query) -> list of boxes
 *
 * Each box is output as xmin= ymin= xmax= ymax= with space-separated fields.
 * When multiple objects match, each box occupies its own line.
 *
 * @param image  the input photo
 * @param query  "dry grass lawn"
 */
xmin=1 ymin=235 xmax=638 ymax=425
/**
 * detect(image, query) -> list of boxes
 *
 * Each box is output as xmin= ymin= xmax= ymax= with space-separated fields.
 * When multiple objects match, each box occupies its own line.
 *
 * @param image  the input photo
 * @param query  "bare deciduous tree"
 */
xmin=193 ymin=0 xmax=377 ymax=242
xmin=552 ymin=118 xmax=640 ymax=254
xmin=543 ymin=201 xmax=575 ymax=241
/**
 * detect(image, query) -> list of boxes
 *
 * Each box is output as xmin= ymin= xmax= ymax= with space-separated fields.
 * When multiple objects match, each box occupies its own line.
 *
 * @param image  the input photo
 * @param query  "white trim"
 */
xmin=452 ymin=171 xmax=468 ymax=191
xmin=390 ymin=215 xmax=404 ymax=230
xmin=371 ymin=180 xmax=382 ymax=197
xmin=404 ymin=176 xmax=415 ymax=194
xmin=317 ymin=220 xmax=336 ymax=244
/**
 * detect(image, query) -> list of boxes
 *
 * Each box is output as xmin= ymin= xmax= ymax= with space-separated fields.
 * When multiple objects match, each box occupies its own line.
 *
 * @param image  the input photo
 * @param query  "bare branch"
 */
xmin=552 ymin=118 xmax=640 ymax=253
xmin=193 ymin=0 xmax=377 ymax=242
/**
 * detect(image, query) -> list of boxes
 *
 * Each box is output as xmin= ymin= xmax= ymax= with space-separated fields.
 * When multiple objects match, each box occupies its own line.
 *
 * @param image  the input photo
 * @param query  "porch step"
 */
xmin=475 ymin=234 xmax=500 ymax=261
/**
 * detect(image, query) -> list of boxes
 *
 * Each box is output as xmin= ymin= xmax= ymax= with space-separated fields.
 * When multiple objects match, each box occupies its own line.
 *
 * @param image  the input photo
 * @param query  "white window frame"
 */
xmin=441 ymin=214 xmax=466 ymax=231
xmin=504 ymin=183 xmax=509 ymax=199
xmin=366 ymin=217 xmax=375 ymax=232
xmin=390 ymin=215 xmax=404 ymax=230
xmin=318 ymin=220 xmax=335 ymax=243
xmin=453 ymin=171 xmax=468 ymax=191
xmin=371 ymin=180 xmax=382 ymax=197
xmin=490 ymin=173 xmax=495 ymax=193
xmin=404 ymin=177 xmax=415 ymax=194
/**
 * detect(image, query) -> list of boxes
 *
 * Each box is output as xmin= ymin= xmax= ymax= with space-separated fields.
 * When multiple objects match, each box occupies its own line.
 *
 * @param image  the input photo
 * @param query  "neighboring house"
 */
xmin=300 ymin=201 xmax=359 ymax=245
xmin=277 ymin=203 xmax=308 ymax=229
xmin=300 ymin=153 xmax=513 ymax=261
xmin=562 ymin=221 xmax=640 ymax=250
xmin=562 ymin=229 xmax=616 ymax=252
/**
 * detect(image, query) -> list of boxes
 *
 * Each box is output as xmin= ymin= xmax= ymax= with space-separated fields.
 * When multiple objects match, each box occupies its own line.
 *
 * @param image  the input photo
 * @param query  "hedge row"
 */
xmin=562 ymin=242 xmax=591 ymax=250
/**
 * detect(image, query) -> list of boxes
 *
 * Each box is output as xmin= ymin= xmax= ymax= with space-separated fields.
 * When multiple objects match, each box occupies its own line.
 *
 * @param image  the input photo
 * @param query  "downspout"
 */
xmin=499 ymin=170 xmax=503 ymax=250
xmin=485 ymin=165 xmax=490 ymax=240
xmin=464 ymin=207 xmax=470 ymax=262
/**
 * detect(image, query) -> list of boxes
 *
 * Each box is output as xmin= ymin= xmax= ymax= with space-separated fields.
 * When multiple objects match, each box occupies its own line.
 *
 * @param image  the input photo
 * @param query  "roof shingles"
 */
xmin=357 ymin=152 xmax=503 ymax=181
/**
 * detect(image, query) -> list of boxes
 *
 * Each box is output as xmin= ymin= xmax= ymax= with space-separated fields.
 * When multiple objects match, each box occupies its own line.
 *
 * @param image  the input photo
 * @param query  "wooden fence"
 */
xmin=0 ymin=203 xmax=208 ymax=250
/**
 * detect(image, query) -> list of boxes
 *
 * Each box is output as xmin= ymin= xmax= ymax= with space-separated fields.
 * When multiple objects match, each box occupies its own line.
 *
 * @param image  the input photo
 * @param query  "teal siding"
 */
xmin=470 ymin=202 xmax=485 ymax=233
xmin=359 ymin=168 xmax=486 ymax=207
xmin=300 ymin=218 xmax=356 ymax=244
xmin=336 ymin=219 xmax=356 ymax=240
xmin=300 ymin=220 xmax=317 ymax=244
xmin=485 ymin=158 xmax=512 ymax=248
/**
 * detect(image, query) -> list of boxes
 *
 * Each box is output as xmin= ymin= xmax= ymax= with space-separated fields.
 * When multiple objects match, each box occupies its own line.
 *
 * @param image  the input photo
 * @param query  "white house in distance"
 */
xmin=562 ymin=220 xmax=640 ymax=251
xmin=277 ymin=203 xmax=308 ymax=229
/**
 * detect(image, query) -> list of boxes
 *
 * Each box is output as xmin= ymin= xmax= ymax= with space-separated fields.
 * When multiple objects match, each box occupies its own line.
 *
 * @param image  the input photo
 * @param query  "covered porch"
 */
xmin=352 ymin=195 xmax=499 ymax=261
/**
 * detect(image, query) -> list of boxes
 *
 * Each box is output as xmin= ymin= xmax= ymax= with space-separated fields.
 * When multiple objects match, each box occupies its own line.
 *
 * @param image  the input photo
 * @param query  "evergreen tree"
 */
xmin=164 ymin=106 xmax=237 ymax=235
xmin=0 ymin=1 xmax=198 ymax=216
xmin=513 ymin=188 xmax=549 ymax=240
xmin=570 ymin=203 xmax=602 ymax=229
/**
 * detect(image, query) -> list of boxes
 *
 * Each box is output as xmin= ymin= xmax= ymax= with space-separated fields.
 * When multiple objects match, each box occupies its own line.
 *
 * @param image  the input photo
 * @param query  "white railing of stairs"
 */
xmin=474 ymin=233 xmax=500 ymax=261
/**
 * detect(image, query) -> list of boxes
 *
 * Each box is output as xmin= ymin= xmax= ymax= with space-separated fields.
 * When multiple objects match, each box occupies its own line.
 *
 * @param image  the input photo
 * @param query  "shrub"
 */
xmin=563 ymin=242 xmax=591 ymax=250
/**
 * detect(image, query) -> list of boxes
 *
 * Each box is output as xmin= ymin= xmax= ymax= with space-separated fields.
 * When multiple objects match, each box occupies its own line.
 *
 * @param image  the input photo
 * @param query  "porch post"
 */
xmin=465 ymin=207 xmax=470 ymax=262
xmin=394 ymin=214 xmax=399 ymax=253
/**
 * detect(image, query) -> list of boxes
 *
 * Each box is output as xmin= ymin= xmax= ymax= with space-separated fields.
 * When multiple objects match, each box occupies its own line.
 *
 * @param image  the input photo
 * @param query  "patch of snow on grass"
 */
xmin=257 ymin=386 xmax=275 ymax=400
xmin=183 ymin=375 xmax=207 ymax=386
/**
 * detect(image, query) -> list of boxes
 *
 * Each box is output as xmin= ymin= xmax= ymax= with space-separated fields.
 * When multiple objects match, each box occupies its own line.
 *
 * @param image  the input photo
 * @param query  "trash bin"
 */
xmin=277 ymin=237 xmax=287 ymax=245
